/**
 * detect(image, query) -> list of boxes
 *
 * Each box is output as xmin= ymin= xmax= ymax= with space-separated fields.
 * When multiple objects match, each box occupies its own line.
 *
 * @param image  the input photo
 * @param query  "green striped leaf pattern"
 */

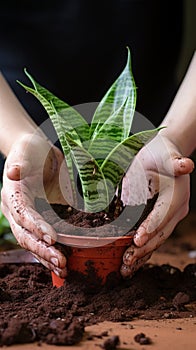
xmin=88 ymin=98 xmax=128 ymax=157
xmin=101 ymin=129 xmax=160 ymax=192
xmin=65 ymin=134 xmax=110 ymax=212
xmin=18 ymin=48 xmax=159 ymax=214
xmin=17 ymin=80 xmax=81 ymax=204
xmin=90 ymin=47 xmax=136 ymax=141
xmin=18 ymin=70 xmax=90 ymax=143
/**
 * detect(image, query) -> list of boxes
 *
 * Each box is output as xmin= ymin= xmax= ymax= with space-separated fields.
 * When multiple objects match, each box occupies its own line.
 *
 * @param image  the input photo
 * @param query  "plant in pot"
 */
xmin=18 ymin=48 xmax=160 ymax=287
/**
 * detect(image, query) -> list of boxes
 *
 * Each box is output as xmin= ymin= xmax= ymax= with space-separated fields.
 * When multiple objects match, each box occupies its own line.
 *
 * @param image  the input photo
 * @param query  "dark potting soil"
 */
xmin=35 ymin=195 xmax=158 ymax=237
xmin=0 ymin=199 xmax=195 ymax=346
xmin=0 ymin=262 xmax=195 ymax=346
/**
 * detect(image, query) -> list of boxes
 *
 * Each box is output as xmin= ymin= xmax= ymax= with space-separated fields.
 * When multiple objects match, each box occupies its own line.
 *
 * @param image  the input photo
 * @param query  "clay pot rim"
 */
xmin=57 ymin=232 xmax=134 ymax=248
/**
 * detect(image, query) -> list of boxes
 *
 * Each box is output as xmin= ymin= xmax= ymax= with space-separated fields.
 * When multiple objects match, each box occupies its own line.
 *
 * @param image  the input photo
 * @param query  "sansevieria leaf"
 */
xmin=18 ymin=70 xmax=90 ymax=143
xmin=64 ymin=134 xmax=110 ymax=212
xmin=88 ymin=98 xmax=128 ymax=156
xmin=18 ymin=47 xmax=161 ymax=215
xmin=90 ymin=47 xmax=136 ymax=141
xmin=17 ymin=70 xmax=90 ymax=204
xmin=100 ymin=129 xmax=160 ymax=197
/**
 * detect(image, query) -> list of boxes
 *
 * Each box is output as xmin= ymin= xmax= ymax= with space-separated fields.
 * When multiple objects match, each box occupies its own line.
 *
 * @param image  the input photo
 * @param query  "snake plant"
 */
xmin=18 ymin=48 xmax=159 ymax=213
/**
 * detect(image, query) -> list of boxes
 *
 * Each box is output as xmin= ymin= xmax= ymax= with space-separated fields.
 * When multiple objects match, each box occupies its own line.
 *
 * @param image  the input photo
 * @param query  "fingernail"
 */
xmin=121 ymin=264 xmax=136 ymax=278
xmin=123 ymin=251 xmax=132 ymax=262
xmin=51 ymin=257 xmax=59 ymax=267
xmin=53 ymin=268 xmax=60 ymax=277
xmin=40 ymin=222 xmax=56 ymax=237
xmin=134 ymin=232 xmax=148 ymax=246
xmin=43 ymin=234 xmax=52 ymax=245
xmin=123 ymin=253 xmax=136 ymax=265
xmin=7 ymin=164 xmax=21 ymax=180
xmin=120 ymin=264 xmax=132 ymax=278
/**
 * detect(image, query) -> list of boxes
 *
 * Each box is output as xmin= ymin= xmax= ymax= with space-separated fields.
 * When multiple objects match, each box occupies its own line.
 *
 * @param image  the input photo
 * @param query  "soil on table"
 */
xmin=0 ymin=200 xmax=195 ymax=347
xmin=0 ymin=261 xmax=195 ymax=346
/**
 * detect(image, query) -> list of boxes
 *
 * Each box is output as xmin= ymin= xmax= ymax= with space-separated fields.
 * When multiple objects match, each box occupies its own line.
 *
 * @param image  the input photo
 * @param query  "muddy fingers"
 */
xmin=121 ymin=252 xmax=152 ymax=278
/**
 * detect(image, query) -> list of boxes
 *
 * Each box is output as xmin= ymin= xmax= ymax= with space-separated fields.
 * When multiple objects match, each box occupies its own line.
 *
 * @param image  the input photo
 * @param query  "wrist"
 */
xmin=158 ymin=127 xmax=184 ymax=155
xmin=159 ymin=116 xmax=195 ymax=157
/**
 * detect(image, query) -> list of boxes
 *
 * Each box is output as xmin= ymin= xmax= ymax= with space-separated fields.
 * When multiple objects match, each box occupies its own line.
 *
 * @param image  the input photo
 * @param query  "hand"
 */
xmin=1 ymin=133 xmax=73 ymax=278
xmin=120 ymin=133 xmax=194 ymax=278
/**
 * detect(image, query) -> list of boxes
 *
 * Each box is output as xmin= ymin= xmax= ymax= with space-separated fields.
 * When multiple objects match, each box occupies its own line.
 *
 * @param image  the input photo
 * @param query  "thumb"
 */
xmin=6 ymin=146 xmax=32 ymax=180
xmin=6 ymin=160 xmax=32 ymax=180
xmin=173 ymin=156 xmax=194 ymax=176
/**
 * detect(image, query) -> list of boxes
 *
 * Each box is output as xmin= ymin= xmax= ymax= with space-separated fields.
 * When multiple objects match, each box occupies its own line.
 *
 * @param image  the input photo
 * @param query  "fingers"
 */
xmin=120 ymin=174 xmax=190 ymax=279
xmin=120 ymin=252 xmax=152 ymax=278
xmin=6 ymin=134 xmax=55 ymax=181
xmin=1 ymin=182 xmax=57 ymax=244
xmin=5 ymin=137 xmax=30 ymax=181
xmin=32 ymin=253 xmax=67 ymax=278
xmin=6 ymin=213 xmax=67 ymax=278
xmin=6 ymin=160 xmax=32 ymax=180
xmin=137 ymin=135 xmax=194 ymax=178
xmin=133 ymin=174 xmax=190 ymax=247
xmin=121 ymin=204 xmax=187 ymax=278
xmin=5 ymin=134 xmax=40 ymax=180
xmin=120 ymin=136 xmax=193 ymax=280
xmin=1 ymin=178 xmax=67 ymax=278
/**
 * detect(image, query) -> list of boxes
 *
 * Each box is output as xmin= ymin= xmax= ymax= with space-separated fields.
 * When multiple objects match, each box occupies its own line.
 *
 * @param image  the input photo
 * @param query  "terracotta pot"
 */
xmin=51 ymin=234 xmax=133 ymax=288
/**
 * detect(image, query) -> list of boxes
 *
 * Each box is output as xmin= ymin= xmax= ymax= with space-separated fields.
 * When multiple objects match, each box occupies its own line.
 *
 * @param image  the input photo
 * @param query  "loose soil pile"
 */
xmin=0 ymin=261 xmax=195 ymax=346
xmin=0 ymin=200 xmax=195 ymax=347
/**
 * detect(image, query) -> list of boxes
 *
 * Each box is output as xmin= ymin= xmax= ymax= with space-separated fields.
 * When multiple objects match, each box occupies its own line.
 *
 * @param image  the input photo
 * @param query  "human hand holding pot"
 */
xmin=120 ymin=134 xmax=194 ymax=278
xmin=0 ymin=133 xmax=74 ymax=278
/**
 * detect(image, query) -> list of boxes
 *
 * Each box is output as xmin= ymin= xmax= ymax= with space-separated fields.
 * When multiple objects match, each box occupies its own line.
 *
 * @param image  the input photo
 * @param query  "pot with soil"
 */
xmin=35 ymin=196 xmax=155 ymax=287
xmin=20 ymin=48 xmax=160 ymax=287
xmin=36 ymin=194 xmax=153 ymax=287
xmin=53 ymin=235 xmax=134 ymax=288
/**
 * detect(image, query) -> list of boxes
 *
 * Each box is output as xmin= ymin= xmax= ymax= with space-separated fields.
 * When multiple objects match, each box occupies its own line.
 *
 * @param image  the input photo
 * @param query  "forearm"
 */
xmin=160 ymin=52 xmax=196 ymax=156
xmin=0 ymin=73 xmax=44 ymax=156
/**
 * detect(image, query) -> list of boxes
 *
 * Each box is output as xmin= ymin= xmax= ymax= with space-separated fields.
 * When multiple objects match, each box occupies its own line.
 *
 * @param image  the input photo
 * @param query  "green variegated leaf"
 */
xmin=18 ymin=70 xmax=90 ymax=143
xmin=65 ymin=134 xmax=110 ymax=213
xmin=18 ymin=70 xmax=91 ymax=205
xmin=18 ymin=49 xmax=161 ymax=215
xmin=100 ymin=129 xmax=160 ymax=193
xmin=87 ymin=129 xmax=160 ymax=206
xmin=87 ymin=139 xmax=119 ymax=164
xmin=88 ymin=98 xmax=127 ymax=156
xmin=88 ymin=96 xmax=136 ymax=159
xmin=17 ymin=80 xmax=79 ymax=202
xmin=90 ymin=47 xmax=136 ymax=140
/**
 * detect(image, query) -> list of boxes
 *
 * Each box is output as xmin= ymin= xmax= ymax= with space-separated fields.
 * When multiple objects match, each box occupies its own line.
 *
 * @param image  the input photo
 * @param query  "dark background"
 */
xmin=0 ymin=0 xmax=195 ymax=208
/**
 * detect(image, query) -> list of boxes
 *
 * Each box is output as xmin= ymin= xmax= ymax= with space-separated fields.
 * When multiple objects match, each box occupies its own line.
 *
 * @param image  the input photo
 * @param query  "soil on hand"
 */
xmin=0 ymin=261 xmax=195 ymax=346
